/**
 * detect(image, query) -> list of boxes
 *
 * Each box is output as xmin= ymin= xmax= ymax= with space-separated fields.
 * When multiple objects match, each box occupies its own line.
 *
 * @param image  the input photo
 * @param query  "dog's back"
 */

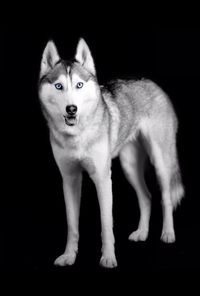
xmin=102 ymin=79 xmax=177 ymax=157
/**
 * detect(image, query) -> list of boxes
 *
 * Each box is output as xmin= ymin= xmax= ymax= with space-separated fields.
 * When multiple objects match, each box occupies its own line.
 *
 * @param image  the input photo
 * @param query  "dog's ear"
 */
xmin=75 ymin=38 xmax=96 ymax=75
xmin=40 ymin=40 xmax=60 ymax=78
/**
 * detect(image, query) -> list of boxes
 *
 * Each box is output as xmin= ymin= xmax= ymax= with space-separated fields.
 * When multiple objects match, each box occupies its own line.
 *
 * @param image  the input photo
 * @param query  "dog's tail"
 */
xmin=170 ymin=163 xmax=185 ymax=209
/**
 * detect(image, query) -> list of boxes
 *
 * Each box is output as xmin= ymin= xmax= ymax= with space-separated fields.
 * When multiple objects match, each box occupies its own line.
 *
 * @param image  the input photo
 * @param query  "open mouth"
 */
xmin=63 ymin=115 xmax=77 ymax=126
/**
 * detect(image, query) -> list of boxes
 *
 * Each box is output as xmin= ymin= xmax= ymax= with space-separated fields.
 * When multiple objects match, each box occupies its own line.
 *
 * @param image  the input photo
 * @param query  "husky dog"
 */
xmin=38 ymin=38 xmax=184 ymax=268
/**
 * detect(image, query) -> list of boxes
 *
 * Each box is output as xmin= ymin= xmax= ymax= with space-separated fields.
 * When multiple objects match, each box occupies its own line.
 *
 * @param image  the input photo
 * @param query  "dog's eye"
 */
xmin=76 ymin=82 xmax=84 ymax=89
xmin=55 ymin=83 xmax=63 ymax=90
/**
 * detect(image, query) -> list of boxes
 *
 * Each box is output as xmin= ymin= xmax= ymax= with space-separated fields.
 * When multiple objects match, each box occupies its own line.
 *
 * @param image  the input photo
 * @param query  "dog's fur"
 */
xmin=38 ymin=38 xmax=184 ymax=268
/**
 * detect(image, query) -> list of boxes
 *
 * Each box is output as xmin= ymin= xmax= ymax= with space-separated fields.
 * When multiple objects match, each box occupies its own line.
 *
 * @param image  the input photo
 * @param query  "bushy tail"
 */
xmin=170 ymin=165 xmax=185 ymax=209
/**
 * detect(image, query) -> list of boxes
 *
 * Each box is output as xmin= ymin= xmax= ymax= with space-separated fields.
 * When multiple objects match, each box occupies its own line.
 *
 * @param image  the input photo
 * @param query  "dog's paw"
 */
xmin=54 ymin=252 xmax=77 ymax=266
xmin=128 ymin=228 xmax=148 ymax=241
xmin=100 ymin=254 xmax=118 ymax=268
xmin=161 ymin=231 xmax=175 ymax=243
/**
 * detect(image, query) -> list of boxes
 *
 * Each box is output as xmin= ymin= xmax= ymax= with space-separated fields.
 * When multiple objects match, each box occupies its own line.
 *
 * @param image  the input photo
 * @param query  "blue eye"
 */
xmin=55 ymin=83 xmax=63 ymax=90
xmin=76 ymin=82 xmax=84 ymax=89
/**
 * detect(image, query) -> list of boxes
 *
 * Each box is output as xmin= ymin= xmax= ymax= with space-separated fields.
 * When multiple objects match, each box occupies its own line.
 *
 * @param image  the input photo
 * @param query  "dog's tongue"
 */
xmin=64 ymin=116 xmax=77 ymax=126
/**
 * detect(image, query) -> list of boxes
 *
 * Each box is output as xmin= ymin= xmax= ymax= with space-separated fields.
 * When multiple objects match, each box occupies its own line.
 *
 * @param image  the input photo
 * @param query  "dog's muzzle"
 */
xmin=64 ymin=104 xmax=78 ymax=126
xmin=63 ymin=115 xmax=77 ymax=126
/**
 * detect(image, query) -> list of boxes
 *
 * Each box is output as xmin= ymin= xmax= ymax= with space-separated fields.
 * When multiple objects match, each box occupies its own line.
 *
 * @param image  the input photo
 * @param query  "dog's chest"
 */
xmin=51 ymin=133 xmax=97 ymax=174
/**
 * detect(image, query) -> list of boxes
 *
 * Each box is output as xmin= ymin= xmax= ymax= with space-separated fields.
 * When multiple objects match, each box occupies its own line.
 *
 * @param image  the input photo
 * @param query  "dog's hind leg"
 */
xmin=119 ymin=141 xmax=151 ymax=241
xmin=149 ymin=140 xmax=176 ymax=243
xmin=140 ymin=106 xmax=184 ymax=242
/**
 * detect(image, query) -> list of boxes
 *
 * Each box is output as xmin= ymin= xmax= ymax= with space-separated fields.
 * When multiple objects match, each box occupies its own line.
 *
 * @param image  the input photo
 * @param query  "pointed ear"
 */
xmin=40 ymin=40 xmax=60 ymax=78
xmin=75 ymin=38 xmax=96 ymax=75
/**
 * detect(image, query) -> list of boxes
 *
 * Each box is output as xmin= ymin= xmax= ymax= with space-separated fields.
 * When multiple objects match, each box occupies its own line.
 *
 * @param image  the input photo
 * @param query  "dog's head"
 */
xmin=38 ymin=38 xmax=101 ymax=132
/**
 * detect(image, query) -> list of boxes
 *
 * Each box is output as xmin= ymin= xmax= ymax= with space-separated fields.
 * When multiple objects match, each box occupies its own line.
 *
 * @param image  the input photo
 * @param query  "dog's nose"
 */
xmin=66 ymin=105 xmax=77 ymax=116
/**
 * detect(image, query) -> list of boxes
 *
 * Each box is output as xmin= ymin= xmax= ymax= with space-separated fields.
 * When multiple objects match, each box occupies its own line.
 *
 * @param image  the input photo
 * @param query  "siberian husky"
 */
xmin=38 ymin=38 xmax=184 ymax=268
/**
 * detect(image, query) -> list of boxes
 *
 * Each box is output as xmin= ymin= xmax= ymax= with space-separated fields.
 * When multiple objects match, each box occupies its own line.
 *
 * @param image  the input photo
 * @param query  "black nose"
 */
xmin=66 ymin=105 xmax=77 ymax=116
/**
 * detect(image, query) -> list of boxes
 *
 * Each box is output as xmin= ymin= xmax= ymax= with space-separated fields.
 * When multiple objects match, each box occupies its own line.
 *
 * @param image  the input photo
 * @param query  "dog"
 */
xmin=38 ymin=38 xmax=184 ymax=268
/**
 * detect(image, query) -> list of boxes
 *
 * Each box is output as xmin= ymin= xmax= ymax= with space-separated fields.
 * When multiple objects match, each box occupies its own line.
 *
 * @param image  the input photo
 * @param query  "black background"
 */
xmin=2 ymin=21 xmax=200 ymax=276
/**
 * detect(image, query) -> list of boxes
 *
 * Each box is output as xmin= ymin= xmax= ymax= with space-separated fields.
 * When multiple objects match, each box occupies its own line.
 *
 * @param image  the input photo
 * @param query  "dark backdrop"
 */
xmin=2 ymin=25 xmax=200 ymax=274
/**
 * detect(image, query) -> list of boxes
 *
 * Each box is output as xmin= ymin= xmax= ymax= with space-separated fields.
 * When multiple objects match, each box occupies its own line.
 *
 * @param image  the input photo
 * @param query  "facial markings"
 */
xmin=66 ymin=66 xmax=72 ymax=91
xmin=39 ymin=62 xmax=67 ymax=85
xmin=39 ymin=60 xmax=97 ymax=98
xmin=54 ymin=74 xmax=68 ymax=90
xmin=70 ymin=62 xmax=93 ymax=82
xmin=67 ymin=65 xmax=71 ymax=75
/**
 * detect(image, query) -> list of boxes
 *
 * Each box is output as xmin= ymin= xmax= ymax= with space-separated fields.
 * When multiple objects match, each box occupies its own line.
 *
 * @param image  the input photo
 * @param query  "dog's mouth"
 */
xmin=63 ymin=115 xmax=77 ymax=126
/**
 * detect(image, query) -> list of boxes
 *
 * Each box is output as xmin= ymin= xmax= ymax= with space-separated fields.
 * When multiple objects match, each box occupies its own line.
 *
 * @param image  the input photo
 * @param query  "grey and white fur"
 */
xmin=38 ymin=38 xmax=184 ymax=268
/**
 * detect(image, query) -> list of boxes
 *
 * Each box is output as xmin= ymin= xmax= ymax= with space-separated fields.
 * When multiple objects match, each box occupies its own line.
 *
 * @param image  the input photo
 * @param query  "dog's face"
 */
xmin=38 ymin=39 xmax=101 ymax=133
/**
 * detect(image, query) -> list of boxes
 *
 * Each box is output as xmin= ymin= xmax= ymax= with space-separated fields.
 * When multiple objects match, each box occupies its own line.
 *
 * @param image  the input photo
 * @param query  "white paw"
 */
xmin=161 ymin=231 xmax=175 ymax=243
xmin=100 ymin=254 xmax=118 ymax=268
xmin=54 ymin=252 xmax=77 ymax=266
xmin=129 ymin=228 xmax=148 ymax=241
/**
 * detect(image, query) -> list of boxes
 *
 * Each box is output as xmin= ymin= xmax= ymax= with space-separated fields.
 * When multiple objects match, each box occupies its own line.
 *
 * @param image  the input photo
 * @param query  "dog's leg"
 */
xmin=95 ymin=172 xmax=117 ymax=268
xmin=150 ymin=142 xmax=175 ymax=243
xmin=89 ymin=155 xmax=117 ymax=268
xmin=54 ymin=170 xmax=82 ymax=266
xmin=119 ymin=141 xmax=151 ymax=241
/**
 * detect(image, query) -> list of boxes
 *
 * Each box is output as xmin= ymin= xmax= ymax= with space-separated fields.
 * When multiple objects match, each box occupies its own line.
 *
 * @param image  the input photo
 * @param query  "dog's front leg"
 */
xmin=91 ymin=169 xmax=117 ymax=268
xmin=54 ymin=170 xmax=82 ymax=266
